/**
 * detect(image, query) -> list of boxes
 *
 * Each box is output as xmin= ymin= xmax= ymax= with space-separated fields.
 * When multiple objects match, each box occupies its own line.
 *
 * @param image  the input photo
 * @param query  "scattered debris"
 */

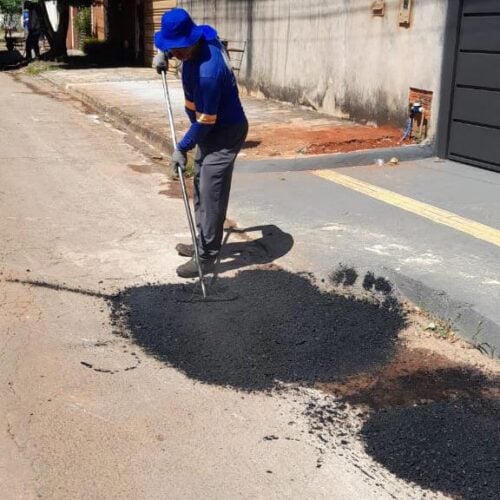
xmin=263 ymin=435 xmax=279 ymax=441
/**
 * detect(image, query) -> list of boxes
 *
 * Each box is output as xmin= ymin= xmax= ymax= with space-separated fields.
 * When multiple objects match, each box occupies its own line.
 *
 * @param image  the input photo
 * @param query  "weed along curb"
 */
xmin=384 ymin=268 xmax=500 ymax=358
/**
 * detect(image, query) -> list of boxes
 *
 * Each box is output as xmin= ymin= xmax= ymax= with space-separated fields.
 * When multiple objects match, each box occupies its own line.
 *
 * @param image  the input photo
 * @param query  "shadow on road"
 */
xmin=215 ymin=224 xmax=294 ymax=274
xmin=0 ymin=49 xmax=24 ymax=70
xmin=108 ymin=268 xmax=404 ymax=391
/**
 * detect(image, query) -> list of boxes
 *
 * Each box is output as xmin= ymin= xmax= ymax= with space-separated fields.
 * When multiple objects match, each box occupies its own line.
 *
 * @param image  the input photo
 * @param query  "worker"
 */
xmin=154 ymin=8 xmax=248 ymax=278
xmin=24 ymin=1 xmax=42 ymax=60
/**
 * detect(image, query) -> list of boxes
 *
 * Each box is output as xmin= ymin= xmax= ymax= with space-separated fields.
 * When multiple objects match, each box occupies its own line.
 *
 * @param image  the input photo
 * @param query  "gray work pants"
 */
xmin=193 ymin=119 xmax=248 ymax=259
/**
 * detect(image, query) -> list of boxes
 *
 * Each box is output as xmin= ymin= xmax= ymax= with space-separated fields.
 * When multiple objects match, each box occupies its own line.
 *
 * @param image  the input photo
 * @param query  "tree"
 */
xmin=0 ymin=0 xmax=21 ymax=14
xmin=1 ymin=0 xmax=21 ymax=45
xmin=38 ymin=0 xmax=93 ymax=59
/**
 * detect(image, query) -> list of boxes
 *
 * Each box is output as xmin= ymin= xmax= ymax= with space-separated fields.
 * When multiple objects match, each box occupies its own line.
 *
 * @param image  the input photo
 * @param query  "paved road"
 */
xmin=1 ymin=72 xmax=440 ymax=499
xmin=231 ymin=158 xmax=500 ymax=352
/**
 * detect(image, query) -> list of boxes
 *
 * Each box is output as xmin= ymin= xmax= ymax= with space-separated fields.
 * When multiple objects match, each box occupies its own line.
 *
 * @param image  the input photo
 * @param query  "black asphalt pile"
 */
xmin=108 ymin=268 xmax=405 ymax=391
xmin=361 ymin=399 xmax=500 ymax=499
xmin=0 ymin=49 xmax=24 ymax=70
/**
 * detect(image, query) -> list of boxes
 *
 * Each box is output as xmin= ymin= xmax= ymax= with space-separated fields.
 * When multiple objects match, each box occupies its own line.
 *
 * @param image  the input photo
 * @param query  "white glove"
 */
xmin=171 ymin=149 xmax=187 ymax=172
xmin=153 ymin=51 xmax=168 ymax=74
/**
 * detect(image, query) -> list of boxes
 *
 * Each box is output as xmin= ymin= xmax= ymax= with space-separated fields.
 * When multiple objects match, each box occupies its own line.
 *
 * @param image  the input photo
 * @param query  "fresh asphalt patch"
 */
xmin=107 ymin=268 xmax=404 ymax=391
xmin=362 ymin=399 xmax=500 ymax=499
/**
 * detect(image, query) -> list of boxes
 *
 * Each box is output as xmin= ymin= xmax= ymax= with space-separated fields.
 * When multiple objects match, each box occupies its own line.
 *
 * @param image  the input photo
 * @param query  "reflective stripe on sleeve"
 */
xmin=185 ymin=100 xmax=196 ymax=111
xmin=196 ymin=113 xmax=217 ymax=124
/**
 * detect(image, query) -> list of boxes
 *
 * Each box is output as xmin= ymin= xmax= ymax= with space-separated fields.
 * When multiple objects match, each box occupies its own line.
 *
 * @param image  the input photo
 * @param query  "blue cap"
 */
xmin=154 ymin=8 xmax=218 ymax=51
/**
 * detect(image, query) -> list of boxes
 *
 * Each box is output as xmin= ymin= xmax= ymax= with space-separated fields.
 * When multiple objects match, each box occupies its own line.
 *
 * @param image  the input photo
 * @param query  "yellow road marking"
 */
xmin=312 ymin=169 xmax=500 ymax=248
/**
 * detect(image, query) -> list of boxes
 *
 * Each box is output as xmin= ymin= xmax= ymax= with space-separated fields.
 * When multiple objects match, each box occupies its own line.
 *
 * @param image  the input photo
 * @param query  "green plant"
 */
xmin=25 ymin=60 xmax=59 ymax=75
xmin=424 ymin=320 xmax=451 ymax=339
xmin=0 ymin=0 xmax=20 ymax=15
xmin=74 ymin=6 xmax=91 ymax=47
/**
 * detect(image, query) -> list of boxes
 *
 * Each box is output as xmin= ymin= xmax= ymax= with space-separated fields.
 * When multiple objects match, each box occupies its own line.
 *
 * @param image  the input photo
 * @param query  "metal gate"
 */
xmin=448 ymin=0 xmax=500 ymax=172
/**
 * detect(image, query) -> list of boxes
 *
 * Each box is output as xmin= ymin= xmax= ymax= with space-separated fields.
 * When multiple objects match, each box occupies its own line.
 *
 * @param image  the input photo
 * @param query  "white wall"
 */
xmin=180 ymin=0 xmax=449 ymax=134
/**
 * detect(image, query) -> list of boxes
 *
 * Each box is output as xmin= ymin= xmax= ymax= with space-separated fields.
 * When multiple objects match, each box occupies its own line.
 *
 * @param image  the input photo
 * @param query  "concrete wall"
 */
xmin=92 ymin=2 xmax=106 ymax=41
xmin=179 ymin=0 xmax=449 ymax=134
xmin=144 ymin=0 xmax=177 ymax=65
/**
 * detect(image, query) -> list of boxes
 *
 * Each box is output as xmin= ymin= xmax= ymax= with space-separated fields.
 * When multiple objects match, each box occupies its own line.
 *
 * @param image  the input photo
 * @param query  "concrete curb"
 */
xmin=236 ymin=144 xmax=434 ymax=173
xmin=384 ymin=268 xmax=500 ymax=357
xmin=39 ymin=73 xmax=433 ymax=171
xmin=40 ymin=76 xmax=175 ymax=155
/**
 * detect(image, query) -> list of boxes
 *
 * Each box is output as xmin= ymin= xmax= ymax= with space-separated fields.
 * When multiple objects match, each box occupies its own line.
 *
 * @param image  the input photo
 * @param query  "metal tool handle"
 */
xmin=160 ymin=70 xmax=207 ymax=298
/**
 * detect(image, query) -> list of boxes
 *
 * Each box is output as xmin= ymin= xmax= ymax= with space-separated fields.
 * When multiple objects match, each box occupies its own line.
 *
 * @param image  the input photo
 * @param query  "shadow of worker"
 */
xmin=215 ymin=224 xmax=294 ymax=275
xmin=0 ymin=50 xmax=24 ymax=70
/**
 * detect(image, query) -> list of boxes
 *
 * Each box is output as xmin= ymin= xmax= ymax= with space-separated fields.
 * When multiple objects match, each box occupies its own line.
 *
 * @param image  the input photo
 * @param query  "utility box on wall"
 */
xmin=399 ymin=0 xmax=412 ymax=27
xmin=371 ymin=1 xmax=385 ymax=17
xmin=409 ymin=87 xmax=433 ymax=140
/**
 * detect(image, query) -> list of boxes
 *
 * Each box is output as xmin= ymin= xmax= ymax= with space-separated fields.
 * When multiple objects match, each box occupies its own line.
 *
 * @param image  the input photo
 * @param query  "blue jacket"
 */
xmin=177 ymin=38 xmax=246 ymax=152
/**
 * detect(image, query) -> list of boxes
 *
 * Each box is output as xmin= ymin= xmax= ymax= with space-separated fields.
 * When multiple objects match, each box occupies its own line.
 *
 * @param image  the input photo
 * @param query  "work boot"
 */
xmin=176 ymin=257 xmax=215 ymax=278
xmin=175 ymin=242 xmax=194 ymax=257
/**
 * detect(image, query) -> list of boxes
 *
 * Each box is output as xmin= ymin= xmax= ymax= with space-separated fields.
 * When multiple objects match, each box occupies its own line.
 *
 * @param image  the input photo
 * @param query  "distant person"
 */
xmin=23 ymin=7 xmax=29 ymax=33
xmin=24 ymin=1 xmax=41 ymax=60
xmin=4 ymin=14 xmax=16 ymax=50
xmin=153 ymin=8 xmax=248 ymax=278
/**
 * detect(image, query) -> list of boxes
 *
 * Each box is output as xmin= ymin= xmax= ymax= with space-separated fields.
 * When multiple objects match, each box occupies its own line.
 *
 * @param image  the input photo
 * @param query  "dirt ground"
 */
xmin=318 ymin=307 xmax=500 ymax=409
xmin=241 ymin=123 xmax=409 ymax=159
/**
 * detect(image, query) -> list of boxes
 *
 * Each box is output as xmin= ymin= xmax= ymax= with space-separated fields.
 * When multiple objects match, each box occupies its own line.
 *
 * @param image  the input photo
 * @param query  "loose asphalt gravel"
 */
xmin=362 ymin=399 xmax=500 ymax=499
xmin=108 ymin=268 xmax=405 ymax=391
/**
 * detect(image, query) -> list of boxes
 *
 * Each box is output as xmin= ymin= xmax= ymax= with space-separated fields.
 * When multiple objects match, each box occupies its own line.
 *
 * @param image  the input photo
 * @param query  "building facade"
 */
xmin=177 ymin=0 xmax=500 ymax=171
xmin=65 ymin=0 xmax=499 ymax=171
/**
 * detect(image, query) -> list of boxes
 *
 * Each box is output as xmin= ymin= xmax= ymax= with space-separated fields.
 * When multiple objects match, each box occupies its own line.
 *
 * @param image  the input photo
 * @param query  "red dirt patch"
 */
xmin=243 ymin=124 xmax=408 ymax=159
xmin=317 ymin=347 xmax=500 ymax=410
xmin=159 ymin=178 xmax=194 ymax=199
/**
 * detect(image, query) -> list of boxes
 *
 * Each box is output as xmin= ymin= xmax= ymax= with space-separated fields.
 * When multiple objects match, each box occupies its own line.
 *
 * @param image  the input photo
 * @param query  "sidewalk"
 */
xmin=37 ymin=66 xmax=427 ymax=162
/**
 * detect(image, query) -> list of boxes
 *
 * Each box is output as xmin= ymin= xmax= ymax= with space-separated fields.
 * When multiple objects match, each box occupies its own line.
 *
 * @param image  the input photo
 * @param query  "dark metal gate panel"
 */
xmin=455 ymin=53 xmax=500 ymax=88
xmin=463 ymin=0 xmax=500 ymax=14
xmin=452 ymin=88 xmax=500 ymax=127
xmin=449 ymin=122 xmax=500 ymax=167
xmin=460 ymin=17 xmax=500 ymax=51
xmin=448 ymin=0 xmax=500 ymax=171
